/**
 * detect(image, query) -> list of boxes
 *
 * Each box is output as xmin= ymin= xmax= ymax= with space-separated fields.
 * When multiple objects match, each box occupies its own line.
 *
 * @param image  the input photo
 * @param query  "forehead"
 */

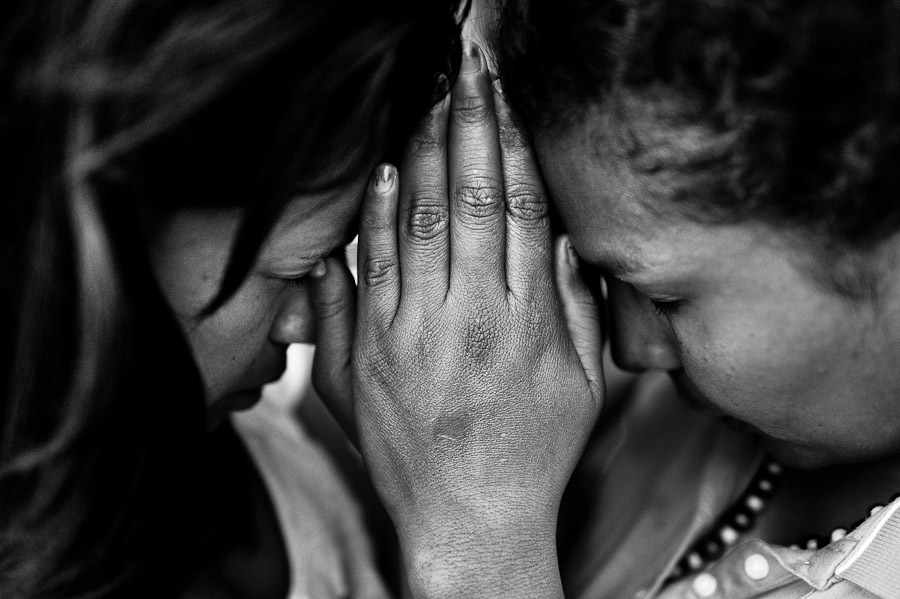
xmin=535 ymin=122 xmax=663 ymax=262
xmin=150 ymin=177 xmax=364 ymax=282
xmin=534 ymin=120 xmax=762 ymax=281
xmin=260 ymin=179 xmax=364 ymax=263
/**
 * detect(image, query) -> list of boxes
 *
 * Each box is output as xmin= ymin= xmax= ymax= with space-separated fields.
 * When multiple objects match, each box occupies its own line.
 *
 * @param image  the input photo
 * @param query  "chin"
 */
xmin=760 ymin=438 xmax=840 ymax=470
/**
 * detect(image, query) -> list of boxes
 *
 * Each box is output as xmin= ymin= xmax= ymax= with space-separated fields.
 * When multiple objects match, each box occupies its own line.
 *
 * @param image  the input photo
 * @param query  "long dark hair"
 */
xmin=0 ymin=1 xmax=466 ymax=597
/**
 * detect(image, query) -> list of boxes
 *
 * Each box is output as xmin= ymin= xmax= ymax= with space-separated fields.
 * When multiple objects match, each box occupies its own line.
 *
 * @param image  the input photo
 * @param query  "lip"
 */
xmin=261 ymin=368 xmax=286 ymax=387
xmin=225 ymin=370 xmax=283 ymax=410
xmin=212 ymin=354 xmax=287 ymax=421
xmin=232 ymin=365 xmax=285 ymax=404
xmin=239 ymin=362 xmax=287 ymax=392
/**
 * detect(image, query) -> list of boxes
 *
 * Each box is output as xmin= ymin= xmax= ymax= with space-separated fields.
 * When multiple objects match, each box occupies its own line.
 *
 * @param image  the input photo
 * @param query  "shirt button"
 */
xmin=744 ymin=553 xmax=770 ymax=580
xmin=692 ymin=573 xmax=718 ymax=597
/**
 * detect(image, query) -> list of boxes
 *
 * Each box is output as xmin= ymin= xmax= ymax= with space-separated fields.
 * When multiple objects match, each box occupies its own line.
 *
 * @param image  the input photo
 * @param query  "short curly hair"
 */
xmin=497 ymin=0 xmax=900 ymax=281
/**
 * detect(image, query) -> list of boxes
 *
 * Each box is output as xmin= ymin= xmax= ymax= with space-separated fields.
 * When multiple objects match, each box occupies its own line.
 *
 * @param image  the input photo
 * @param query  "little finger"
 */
xmin=555 ymin=235 xmax=605 ymax=404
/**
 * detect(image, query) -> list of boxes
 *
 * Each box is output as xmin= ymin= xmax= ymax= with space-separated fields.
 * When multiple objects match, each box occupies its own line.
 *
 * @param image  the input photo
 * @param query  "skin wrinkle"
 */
xmin=449 ymin=298 xmax=503 ymax=367
xmin=506 ymin=271 xmax=552 ymax=311
xmin=410 ymin=129 xmax=447 ymax=156
xmin=453 ymin=181 xmax=506 ymax=221
xmin=505 ymin=186 xmax=548 ymax=223
xmin=406 ymin=197 xmax=451 ymax=242
xmin=362 ymin=257 xmax=398 ymax=289
xmin=508 ymin=294 xmax=550 ymax=329
xmin=450 ymin=92 xmax=494 ymax=127
xmin=406 ymin=100 xmax=450 ymax=169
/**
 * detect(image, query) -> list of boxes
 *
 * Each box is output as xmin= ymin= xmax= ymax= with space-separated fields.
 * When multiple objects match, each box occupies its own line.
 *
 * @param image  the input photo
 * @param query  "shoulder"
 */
xmin=233 ymin=380 xmax=393 ymax=599
xmin=561 ymin=363 xmax=762 ymax=599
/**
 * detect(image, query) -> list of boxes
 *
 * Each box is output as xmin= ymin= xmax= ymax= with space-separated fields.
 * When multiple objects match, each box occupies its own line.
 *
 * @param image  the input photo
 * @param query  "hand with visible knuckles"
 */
xmin=309 ymin=41 xmax=605 ymax=599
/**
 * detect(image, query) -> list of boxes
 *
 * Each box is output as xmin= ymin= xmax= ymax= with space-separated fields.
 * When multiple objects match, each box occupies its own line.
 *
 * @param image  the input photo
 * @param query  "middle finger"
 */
xmin=448 ymin=41 xmax=506 ymax=292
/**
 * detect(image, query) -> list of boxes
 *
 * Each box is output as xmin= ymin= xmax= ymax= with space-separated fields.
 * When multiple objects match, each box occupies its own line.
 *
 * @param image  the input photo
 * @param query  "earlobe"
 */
xmin=606 ymin=278 xmax=681 ymax=372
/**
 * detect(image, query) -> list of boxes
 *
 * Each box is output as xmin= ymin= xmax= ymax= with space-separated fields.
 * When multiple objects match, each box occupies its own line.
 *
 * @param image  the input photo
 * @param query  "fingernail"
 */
xmin=565 ymin=237 xmax=579 ymax=268
xmin=436 ymin=73 xmax=450 ymax=96
xmin=373 ymin=164 xmax=394 ymax=193
xmin=311 ymin=260 xmax=327 ymax=278
xmin=492 ymin=79 xmax=509 ymax=116
xmin=461 ymin=40 xmax=482 ymax=73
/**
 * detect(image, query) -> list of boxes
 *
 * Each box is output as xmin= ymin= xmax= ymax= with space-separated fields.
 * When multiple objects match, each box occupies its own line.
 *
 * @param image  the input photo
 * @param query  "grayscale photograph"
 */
xmin=2 ymin=1 xmax=899 ymax=598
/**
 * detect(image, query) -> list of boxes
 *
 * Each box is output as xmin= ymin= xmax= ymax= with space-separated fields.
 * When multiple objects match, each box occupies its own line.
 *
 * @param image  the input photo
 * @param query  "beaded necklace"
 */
xmin=665 ymin=456 xmax=900 ymax=583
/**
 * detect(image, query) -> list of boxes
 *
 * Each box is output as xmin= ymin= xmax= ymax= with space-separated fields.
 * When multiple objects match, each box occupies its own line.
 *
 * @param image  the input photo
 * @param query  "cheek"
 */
xmin=674 ymin=299 xmax=852 ymax=436
xmin=184 ymin=282 xmax=280 ymax=401
xmin=676 ymin=315 xmax=772 ymax=416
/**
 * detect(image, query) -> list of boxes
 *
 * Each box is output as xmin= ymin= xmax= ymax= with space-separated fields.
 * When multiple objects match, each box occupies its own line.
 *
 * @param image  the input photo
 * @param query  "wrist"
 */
xmin=397 ymin=510 xmax=564 ymax=599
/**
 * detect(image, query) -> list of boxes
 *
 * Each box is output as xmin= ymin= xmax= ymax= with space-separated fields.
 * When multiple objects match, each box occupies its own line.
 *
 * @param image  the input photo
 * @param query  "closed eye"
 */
xmin=649 ymin=297 xmax=681 ymax=318
xmin=285 ymin=274 xmax=310 ymax=288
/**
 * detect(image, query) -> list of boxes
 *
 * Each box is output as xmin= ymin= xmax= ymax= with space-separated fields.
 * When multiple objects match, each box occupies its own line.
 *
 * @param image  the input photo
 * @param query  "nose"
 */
xmin=269 ymin=284 xmax=316 ymax=345
xmin=606 ymin=277 xmax=682 ymax=373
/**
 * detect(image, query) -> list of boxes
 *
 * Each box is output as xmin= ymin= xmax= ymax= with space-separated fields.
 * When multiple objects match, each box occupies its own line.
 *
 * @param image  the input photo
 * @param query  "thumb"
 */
xmin=310 ymin=252 xmax=358 ymax=444
xmin=554 ymin=234 xmax=605 ymax=403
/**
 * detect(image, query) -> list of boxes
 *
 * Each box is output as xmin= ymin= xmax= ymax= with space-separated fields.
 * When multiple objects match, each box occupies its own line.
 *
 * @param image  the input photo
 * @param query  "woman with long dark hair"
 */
xmin=0 ymin=2 xmax=466 ymax=596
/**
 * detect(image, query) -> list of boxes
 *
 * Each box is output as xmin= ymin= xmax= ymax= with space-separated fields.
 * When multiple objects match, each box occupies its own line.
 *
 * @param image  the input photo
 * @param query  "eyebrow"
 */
xmin=264 ymin=226 xmax=359 ymax=270
xmin=264 ymin=251 xmax=328 ymax=273
xmin=589 ymin=252 xmax=643 ymax=277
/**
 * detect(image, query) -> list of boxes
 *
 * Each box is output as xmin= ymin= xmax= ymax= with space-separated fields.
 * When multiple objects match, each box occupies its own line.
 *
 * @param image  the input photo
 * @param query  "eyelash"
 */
xmin=285 ymin=274 xmax=309 ymax=288
xmin=649 ymin=298 xmax=681 ymax=318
